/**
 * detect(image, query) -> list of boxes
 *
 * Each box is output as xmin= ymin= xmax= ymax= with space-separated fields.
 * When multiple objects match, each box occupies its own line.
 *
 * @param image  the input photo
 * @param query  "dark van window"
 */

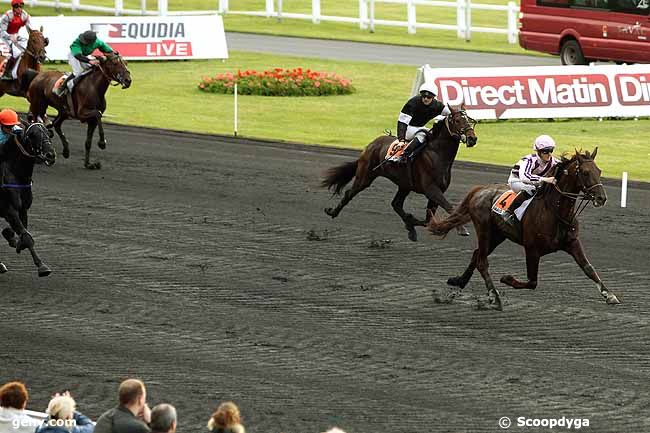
xmin=569 ymin=0 xmax=609 ymax=8
xmin=610 ymin=0 xmax=649 ymax=13
xmin=537 ymin=0 xmax=569 ymax=7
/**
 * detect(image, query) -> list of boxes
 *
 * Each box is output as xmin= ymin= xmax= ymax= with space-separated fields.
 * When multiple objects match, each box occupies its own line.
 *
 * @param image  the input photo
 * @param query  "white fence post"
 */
xmin=157 ymin=0 xmax=168 ymax=15
xmin=369 ymin=0 xmax=375 ymax=32
xmin=234 ymin=83 xmax=238 ymax=137
xmin=277 ymin=0 xmax=283 ymax=21
xmin=140 ymin=0 xmax=147 ymax=15
xmin=465 ymin=0 xmax=472 ymax=41
xmin=71 ymin=0 xmax=79 ymax=11
xmin=456 ymin=0 xmax=465 ymax=39
xmin=407 ymin=0 xmax=416 ymax=34
xmin=621 ymin=172 xmax=628 ymax=207
xmin=265 ymin=0 xmax=274 ymax=17
xmin=359 ymin=0 xmax=368 ymax=30
xmin=312 ymin=0 xmax=321 ymax=24
xmin=507 ymin=1 xmax=518 ymax=44
xmin=114 ymin=0 xmax=123 ymax=15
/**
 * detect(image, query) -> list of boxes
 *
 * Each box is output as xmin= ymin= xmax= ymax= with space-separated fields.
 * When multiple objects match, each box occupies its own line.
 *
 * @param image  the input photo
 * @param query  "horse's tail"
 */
xmin=20 ymin=68 xmax=39 ymax=94
xmin=321 ymin=160 xmax=358 ymax=195
xmin=428 ymin=185 xmax=482 ymax=238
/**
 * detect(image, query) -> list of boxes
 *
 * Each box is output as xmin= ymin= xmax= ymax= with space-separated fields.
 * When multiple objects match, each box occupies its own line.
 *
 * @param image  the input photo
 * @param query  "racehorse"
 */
xmin=0 ymin=27 xmax=47 ymax=98
xmin=322 ymin=104 xmax=477 ymax=241
xmin=427 ymin=148 xmax=620 ymax=310
xmin=0 ymin=121 xmax=56 ymax=277
xmin=24 ymin=51 xmax=131 ymax=169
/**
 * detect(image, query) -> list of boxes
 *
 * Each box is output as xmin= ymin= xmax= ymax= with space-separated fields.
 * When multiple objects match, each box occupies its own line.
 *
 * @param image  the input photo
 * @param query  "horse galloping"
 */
xmin=427 ymin=149 xmax=620 ymax=310
xmin=0 ymin=121 xmax=56 ymax=276
xmin=24 ymin=51 xmax=131 ymax=169
xmin=0 ymin=27 xmax=47 ymax=97
xmin=322 ymin=105 xmax=477 ymax=241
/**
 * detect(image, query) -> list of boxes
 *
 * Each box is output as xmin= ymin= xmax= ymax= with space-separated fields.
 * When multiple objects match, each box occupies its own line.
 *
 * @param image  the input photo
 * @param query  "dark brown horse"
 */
xmin=427 ymin=149 xmax=620 ymax=310
xmin=322 ymin=105 xmax=477 ymax=241
xmin=24 ymin=51 xmax=131 ymax=169
xmin=0 ymin=27 xmax=47 ymax=97
xmin=0 ymin=121 xmax=56 ymax=277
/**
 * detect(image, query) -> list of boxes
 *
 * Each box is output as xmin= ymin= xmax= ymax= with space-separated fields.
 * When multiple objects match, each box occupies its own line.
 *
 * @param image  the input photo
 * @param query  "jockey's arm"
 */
xmin=97 ymin=40 xmax=114 ymax=55
xmin=518 ymin=157 xmax=542 ymax=185
xmin=0 ymin=14 xmax=11 ymax=41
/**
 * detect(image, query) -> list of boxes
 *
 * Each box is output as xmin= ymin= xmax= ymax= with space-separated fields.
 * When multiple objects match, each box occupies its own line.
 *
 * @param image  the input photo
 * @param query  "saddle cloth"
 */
xmin=492 ymin=190 xmax=534 ymax=221
xmin=385 ymin=139 xmax=408 ymax=162
xmin=52 ymin=73 xmax=71 ymax=93
xmin=0 ymin=55 xmax=20 ymax=78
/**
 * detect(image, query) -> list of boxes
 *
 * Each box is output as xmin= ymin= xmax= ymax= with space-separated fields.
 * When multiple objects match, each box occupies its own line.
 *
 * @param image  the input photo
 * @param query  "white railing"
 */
xmin=220 ymin=0 xmax=519 ymax=43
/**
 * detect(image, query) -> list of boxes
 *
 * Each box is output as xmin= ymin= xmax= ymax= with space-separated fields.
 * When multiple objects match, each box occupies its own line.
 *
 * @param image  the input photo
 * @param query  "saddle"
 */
xmin=385 ymin=138 xmax=409 ymax=162
xmin=492 ymin=190 xmax=534 ymax=225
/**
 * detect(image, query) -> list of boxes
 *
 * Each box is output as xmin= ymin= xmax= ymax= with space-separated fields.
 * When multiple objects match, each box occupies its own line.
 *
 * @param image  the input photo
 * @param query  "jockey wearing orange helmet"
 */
xmin=0 ymin=108 xmax=23 ymax=160
xmin=0 ymin=0 xmax=32 ymax=80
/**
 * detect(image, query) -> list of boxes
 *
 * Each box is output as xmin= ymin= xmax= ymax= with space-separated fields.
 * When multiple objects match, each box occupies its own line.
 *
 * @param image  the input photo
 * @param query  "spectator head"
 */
xmin=118 ymin=379 xmax=146 ymax=410
xmin=150 ymin=404 xmax=176 ymax=433
xmin=46 ymin=396 xmax=76 ymax=420
xmin=0 ymin=382 xmax=28 ymax=410
xmin=207 ymin=402 xmax=244 ymax=433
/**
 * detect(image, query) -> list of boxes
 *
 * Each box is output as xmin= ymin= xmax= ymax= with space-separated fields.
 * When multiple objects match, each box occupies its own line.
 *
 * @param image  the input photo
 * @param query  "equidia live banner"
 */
xmin=20 ymin=15 xmax=228 ymax=60
xmin=412 ymin=64 xmax=650 ymax=120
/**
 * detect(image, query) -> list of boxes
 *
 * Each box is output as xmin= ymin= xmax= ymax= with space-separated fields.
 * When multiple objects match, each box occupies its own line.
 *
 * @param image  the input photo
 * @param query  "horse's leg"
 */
xmin=391 ymin=189 xmax=420 ymax=242
xmin=500 ymin=249 xmax=540 ymax=290
xmin=474 ymin=231 xmax=503 ymax=310
xmin=424 ymin=200 xmax=438 ymax=224
xmin=324 ymin=160 xmax=373 ymax=218
xmin=52 ymin=112 xmax=71 ymax=159
xmin=564 ymin=239 xmax=620 ymax=304
xmin=3 ymin=207 xmax=50 ymax=277
xmin=448 ymin=232 xmax=505 ymax=289
xmin=97 ymin=117 xmax=107 ymax=150
xmin=423 ymin=184 xmax=470 ymax=237
xmin=84 ymin=118 xmax=101 ymax=170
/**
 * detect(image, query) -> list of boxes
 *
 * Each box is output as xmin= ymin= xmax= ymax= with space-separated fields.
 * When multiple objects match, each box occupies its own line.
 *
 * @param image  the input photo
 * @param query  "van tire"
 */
xmin=560 ymin=40 xmax=587 ymax=65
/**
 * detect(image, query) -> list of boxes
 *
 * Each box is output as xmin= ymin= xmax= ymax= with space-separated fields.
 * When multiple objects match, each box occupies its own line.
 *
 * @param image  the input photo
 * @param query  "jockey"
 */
xmin=395 ymin=82 xmax=451 ymax=163
xmin=0 ymin=0 xmax=32 ymax=81
xmin=53 ymin=30 xmax=113 ymax=97
xmin=0 ymin=108 xmax=23 ymax=160
xmin=504 ymin=134 xmax=559 ymax=223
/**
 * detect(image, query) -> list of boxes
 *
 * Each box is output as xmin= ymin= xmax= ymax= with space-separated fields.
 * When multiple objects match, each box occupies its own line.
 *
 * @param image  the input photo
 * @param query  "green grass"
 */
xmin=3 ymin=51 xmax=648 ymax=181
xmin=25 ymin=0 xmax=539 ymax=56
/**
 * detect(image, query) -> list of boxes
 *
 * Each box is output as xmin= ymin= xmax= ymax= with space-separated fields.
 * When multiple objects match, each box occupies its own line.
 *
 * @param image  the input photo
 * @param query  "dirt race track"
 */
xmin=1 ymin=123 xmax=649 ymax=433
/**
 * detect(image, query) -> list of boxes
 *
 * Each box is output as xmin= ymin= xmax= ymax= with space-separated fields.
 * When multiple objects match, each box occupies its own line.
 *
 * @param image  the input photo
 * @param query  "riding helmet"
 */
xmin=0 ymin=109 xmax=20 ymax=126
xmin=419 ymin=82 xmax=437 ymax=97
xmin=532 ymin=135 xmax=556 ymax=151
xmin=79 ymin=30 xmax=97 ymax=45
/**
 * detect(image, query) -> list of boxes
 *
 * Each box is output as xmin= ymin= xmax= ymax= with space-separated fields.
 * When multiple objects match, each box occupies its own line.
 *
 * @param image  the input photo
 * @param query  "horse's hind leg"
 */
xmin=391 ymin=189 xmax=421 ymax=242
xmin=324 ymin=161 xmax=373 ymax=218
xmin=500 ymin=248 xmax=540 ymax=290
xmin=84 ymin=118 xmax=101 ymax=170
xmin=474 ymin=235 xmax=503 ymax=310
xmin=52 ymin=112 xmax=70 ymax=159
xmin=449 ymin=233 xmax=504 ymax=289
xmin=97 ymin=117 xmax=107 ymax=150
xmin=3 ymin=209 xmax=51 ymax=277
xmin=423 ymin=184 xmax=470 ymax=237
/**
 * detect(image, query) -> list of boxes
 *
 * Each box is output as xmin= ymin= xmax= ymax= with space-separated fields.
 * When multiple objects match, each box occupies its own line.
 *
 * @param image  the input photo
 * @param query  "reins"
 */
xmin=551 ymin=160 xmax=603 ymax=225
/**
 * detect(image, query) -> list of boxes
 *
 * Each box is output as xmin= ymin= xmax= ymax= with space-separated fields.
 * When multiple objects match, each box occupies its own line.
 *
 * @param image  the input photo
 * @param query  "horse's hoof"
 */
xmin=324 ymin=208 xmax=337 ymax=218
xmin=98 ymin=140 xmax=107 ymax=150
xmin=0 ymin=262 xmax=7 ymax=273
xmin=606 ymin=293 xmax=621 ymax=305
xmin=37 ymin=264 xmax=52 ymax=277
xmin=500 ymin=275 xmax=515 ymax=286
xmin=85 ymin=162 xmax=101 ymax=170
xmin=62 ymin=148 xmax=70 ymax=159
xmin=457 ymin=226 xmax=470 ymax=236
xmin=447 ymin=276 xmax=466 ymax=289
xmin=407 ymin=228 xmax=418 ymax=242
xmin=490 ymin=289 xmax=504 ymax=311
xmin=2 ymin=228 xmax=16 ymax=247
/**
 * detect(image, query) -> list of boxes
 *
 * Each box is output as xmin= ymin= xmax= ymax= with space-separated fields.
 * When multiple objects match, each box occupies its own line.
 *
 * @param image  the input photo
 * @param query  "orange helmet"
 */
xmin=0 ymin=109 xmax=20 ymax=126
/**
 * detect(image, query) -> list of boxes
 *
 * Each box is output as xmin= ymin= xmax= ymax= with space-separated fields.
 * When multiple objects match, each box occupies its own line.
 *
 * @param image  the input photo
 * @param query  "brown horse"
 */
xmin=24 ymin=51 xmax=131 ymax=169
xmin=0 ymin=27 xmax=47 ymax=98
xmin=322 ymin=105 xmax=477 ymax=241
xmin=427 ymin=148 xmax=620 ymax=310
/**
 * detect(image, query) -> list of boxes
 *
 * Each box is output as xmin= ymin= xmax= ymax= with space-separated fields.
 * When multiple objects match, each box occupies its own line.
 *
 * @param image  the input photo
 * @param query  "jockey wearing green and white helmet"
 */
xmin=394 ymin=82 xmax=451 ymax=163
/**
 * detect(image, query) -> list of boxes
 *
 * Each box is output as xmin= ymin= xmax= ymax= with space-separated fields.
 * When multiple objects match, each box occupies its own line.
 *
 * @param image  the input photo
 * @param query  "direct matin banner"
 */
xmin=28 ymin=14 xmax=228 ymax=60
xmin=413 ymin=64 xmax=650 ymax=119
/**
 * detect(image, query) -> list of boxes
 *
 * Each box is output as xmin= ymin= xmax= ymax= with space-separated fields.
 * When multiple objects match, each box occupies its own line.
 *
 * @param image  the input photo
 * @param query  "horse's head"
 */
xmin=446 ymin=103 xmax=477 ymax=147
xmin=20 ymin=122 xmax=56 ymax=166
xmin=556 ymin=148 xmax=606 ymax=207
xmin=27 ymin=27 xmax=48 ymax=64
xmin=99 ymin=52 xmax=132 ymax=89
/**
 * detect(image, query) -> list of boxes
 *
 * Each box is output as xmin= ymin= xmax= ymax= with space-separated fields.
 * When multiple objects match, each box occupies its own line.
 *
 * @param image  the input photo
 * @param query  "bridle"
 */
xmin=97 ymin=54 xmax=130 ymax=87
xmin=444 ymin=109 xmax=476 ymax=144
xmin=15 ymin=122 xmax=52 ymax=164
xmin=24 ymin=32 xmax=48 ymax=64
xmin=553 ymin=158 xmax=603 ymax=224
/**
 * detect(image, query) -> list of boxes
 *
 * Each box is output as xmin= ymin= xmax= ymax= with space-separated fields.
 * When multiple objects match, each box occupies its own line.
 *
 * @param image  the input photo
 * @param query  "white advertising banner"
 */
xmin=21 ymin=15 xmax=228 ymax=60
xmin=414 ymin=64 xmax=650 ymax=120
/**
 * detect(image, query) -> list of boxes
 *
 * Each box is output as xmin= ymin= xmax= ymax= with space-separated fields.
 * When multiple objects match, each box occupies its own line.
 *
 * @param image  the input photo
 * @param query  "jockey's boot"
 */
xmin=398 ymin=138 xmax=424 ymax=163
xmin=407 ymin=138 xmax=427 ymax=161
xmin=504 ymin=190 xmax=533 ymax=225
xmin=0 ymin=57 xmax=15 ymax=81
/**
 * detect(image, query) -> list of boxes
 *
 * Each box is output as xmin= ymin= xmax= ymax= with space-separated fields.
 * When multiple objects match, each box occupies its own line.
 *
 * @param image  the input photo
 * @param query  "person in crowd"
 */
xmin=0 ymin=0 xmax=32 ymax=81
xmin=36 ymin=393 xmax=94 ymax=433
xmin=0 ymin=381 xmax=33 ymax=433
xmin=392 ymin=81 xmax=450 ymax=163
xmin=206 ymin=402 xmax=244 ymax=433
xmin=504 ymin=134 xmax=559 ymax=224
xmin=93 ymin=379 xmax=150 ymax=433
xmin=54 ymin=30 xmax=114 ymax=97
xmin=148 ymin=405 xmax=175 ymax=433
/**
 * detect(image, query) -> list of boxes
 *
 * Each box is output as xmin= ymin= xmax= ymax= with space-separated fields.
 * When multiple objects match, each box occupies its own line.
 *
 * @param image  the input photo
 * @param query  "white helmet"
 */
xmin=419 ymin=82 xmax=437 ymax=97
xmin=533 ymin=134 xmax=556 ymax=151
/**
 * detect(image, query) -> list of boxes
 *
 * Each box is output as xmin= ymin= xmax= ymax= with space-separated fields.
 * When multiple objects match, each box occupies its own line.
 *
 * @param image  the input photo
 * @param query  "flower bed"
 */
xmin=198 ymin=68 xmax=355 ymax=96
